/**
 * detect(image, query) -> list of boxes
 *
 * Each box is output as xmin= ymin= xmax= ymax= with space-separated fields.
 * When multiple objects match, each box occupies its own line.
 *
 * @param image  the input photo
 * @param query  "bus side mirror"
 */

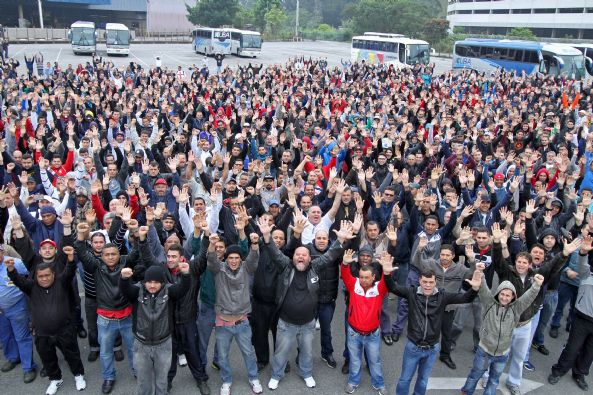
xmin=586 ymin=57 xmax=593 ymax=76
xmin=67 ymin=29 xmax=72 ymax=40
xmin=539 ymin=60 xmax=547 ymax=73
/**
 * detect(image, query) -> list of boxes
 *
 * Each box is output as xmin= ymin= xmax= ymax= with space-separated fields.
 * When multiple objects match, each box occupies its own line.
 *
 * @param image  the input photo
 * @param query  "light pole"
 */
xmin=37 ymin=0 xmax=44 ymax=28
xmin=295 ymin=0 xmax=299 ymax=40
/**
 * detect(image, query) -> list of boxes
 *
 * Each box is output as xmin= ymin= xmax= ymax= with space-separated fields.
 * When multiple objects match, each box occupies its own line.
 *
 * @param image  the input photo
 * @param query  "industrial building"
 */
xmin=447 ymin=0 xmax=593 ymax=39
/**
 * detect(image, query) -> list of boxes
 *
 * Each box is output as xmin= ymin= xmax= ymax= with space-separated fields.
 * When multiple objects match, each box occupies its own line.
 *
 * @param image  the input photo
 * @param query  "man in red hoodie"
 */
xmin=341 ymin=249 xmax=391 ymax=395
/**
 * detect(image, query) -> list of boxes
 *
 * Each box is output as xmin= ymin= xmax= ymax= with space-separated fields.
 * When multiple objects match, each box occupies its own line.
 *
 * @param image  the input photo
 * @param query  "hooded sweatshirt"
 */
xmin=477 ymin=279 xmax=541 ymax=356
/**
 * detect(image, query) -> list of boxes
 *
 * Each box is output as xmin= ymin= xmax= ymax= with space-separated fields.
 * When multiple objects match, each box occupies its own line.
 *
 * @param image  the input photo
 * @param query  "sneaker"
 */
xmin=321 ymin=355 xmax=337 ymax=369
xmin=573 ymin=375 xmax=589 ymax=391
xmin=211 ymin=361 xmax=220 ymax=371
xmin=268 ymin=378 xmax=279 ymax=390
xmin=480 ymin=377 xmax=488 ymax=388
xmin=523 ymin=361 xmax=535 ymax=371
xmin=220 ymin=383 xmax=231 ymax=395
xmin=341 ymin=360 xmax=349 ymax=375
xmin=505 ymin=383 xmax=521 ymax=395
xmin=345 ymin=383 xmax=357 ymax=393
xmin=304 ymin=376 xmax=316 ymax=388
xmin=549 ymin=327 xmax=559 ymax=338
xmin=178 ymin=354 xmax=187 ymax=366
xmin=249 ymin=379 xmax=263 ymax=394
xmin=24 ymin=369 xmax=37 ymax=383
xmin=315 ymin=319 xmax=320 ymax=330
xmin=373 ymin=386 xmax=386 ymax=395
xmin=74 ymin=375 xmax=86 ymax=391
xmin=46 ymin=379 xmax=64 ymax=395
xmin=1 ymin=360 xmax=19 ymax=372
xmin=548 ymin=373 xmax=560 ymax=385
xmin=87 ymin=351 xmax=99 ymax=362
xmin=197 ymin=380 xmax=211 ymax=395
xmin=532 ymin=343 xmax=550 ymax=356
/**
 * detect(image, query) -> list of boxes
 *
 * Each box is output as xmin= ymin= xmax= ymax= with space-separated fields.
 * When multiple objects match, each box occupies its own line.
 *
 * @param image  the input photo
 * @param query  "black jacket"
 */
xmin=120 ymin=274 xmax=190 ymax=345
xmin=8 ymin=259 xmax=77 ymax=336
xmin=262 ymin=239 xmax=344 ymax=313
xmin=384 ymin=274 xmax=477 ymax=347
xmin=75 ymin=239 xmax=141 ymax=313
xmin=492 ymin=242 xmax=568 ymax=322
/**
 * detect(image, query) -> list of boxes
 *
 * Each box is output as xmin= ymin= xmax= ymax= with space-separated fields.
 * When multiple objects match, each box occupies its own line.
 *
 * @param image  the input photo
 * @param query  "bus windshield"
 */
xmin=408 ymin=44 xmax=430 ymax=65
xmin=106 ymin=30 xmax=129 ymax=46
xmin=558 ymin=54 xmax=586 ymax=79
xmin=72 ymin=27 xmax=95 ymax=46
xmin=242 ymin=34 xmax=262 ymax=49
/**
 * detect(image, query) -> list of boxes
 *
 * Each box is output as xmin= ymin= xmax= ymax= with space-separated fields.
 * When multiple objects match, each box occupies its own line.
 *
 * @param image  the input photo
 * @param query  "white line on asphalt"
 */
xmin=130 ymin=51 xmax=148 ymax=67
xmin=55 ymin=48 xmax=62 ymax=62
xmin=428 ymin=374 xmax=544 ymax=394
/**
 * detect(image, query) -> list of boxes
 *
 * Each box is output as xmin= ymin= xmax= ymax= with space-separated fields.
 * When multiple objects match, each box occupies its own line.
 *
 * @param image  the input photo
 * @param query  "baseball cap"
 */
xmin=493 ymin=173 xmax=505 ymax=181
xmin=154 ymin=178 xmax=167 ymax=186
xmin=40 ymin=239 xmax=57 ymax=248
xmin=268 ymin=199 xmax=280 ymax=207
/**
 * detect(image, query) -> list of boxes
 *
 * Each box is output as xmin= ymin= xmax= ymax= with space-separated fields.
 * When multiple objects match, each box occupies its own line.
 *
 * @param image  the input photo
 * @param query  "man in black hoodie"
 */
xmin=6 ymin=248 xmax=86 ymax=395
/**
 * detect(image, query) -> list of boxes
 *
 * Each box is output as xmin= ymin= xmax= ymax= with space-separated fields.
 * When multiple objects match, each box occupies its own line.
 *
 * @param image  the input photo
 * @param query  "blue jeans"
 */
xmin=533 ymin=290 xmax=558 ymax=346
xmin=271 ymin=318 xmax=315 ymax=381
xmin=197 ymin=303 xmax=219 ymax=370
xmin=551 ymin=282 xmax=578 ymax=330
xmin=318 ymin=301 xmax=335 ymax=358
xmin=0 ymin=297 xmax=37 ymax=373
xmin=523 ymin=310 xmax=540 ymax=363
xmin=461 ymin=346 xmax=509 ymax=395
xmin=506 ymin=321 xmax=532 ymax=387
xmin=215 ymin=320 xmax=258 ymax=384
xmin=97 ymin=315 xmax=135 ymax=380
xmin=347 ymin=325 xmax=384 ymax=389
xmin=396 ymin=340 xmax=440 ymax=395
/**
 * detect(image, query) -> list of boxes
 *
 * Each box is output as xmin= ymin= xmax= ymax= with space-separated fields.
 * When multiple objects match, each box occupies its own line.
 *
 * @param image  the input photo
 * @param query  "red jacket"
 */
xmin=342 ymin=264 xmax=387 ymax=333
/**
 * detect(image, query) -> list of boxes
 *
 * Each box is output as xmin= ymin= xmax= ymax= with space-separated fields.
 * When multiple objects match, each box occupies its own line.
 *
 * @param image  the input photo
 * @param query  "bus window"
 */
xmin=455 ymin=45 xmax=469 ymax=57
xmin=399 ymin=44 xmax=405 ymax=62
xmin=513 ymin=50 xmax=525 ymax=62
xmin=524 ymin=50 xmax=539 ymax=64
xmin=480 ymin=46 xmax=494 ymax=58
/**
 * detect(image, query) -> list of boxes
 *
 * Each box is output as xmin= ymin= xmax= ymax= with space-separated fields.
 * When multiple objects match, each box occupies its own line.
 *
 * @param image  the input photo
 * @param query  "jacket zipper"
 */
xmin=422 ymin=295 xmax=428 ymax=342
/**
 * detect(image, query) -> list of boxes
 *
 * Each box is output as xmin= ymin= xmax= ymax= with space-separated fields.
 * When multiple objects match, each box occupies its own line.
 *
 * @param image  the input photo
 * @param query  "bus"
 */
xmin=68 ymin=21 xmax=96 ymax=55
xmin=559 ymin=43 xmax=593 ymax=76
xmin=453 ymin=39 xmax=587 ymax=79
xmin=105 ymin=23 xmax=130 ymax=56
xmin=227 ymin=28 xmax=262 ymax=57
xmin=192 ymin=27 xmax=231 ymax=56
xmin=351 ymin=34 xmax=430 ymax=67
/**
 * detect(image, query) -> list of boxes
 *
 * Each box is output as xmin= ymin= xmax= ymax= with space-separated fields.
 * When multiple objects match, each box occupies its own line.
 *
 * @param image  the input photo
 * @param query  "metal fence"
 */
xmin=2 ymin=27 xmax=193 ymax=43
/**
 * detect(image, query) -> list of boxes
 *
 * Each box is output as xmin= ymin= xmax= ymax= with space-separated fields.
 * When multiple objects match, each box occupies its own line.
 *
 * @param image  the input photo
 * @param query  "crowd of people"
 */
xmin=0 ymin=51 xmax=592 ymax=395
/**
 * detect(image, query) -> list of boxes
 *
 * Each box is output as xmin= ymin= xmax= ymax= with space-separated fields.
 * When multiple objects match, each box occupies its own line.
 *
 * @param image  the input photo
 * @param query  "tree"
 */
xmin=508 ymin=27 xmax=536 ymax=41
xmin=265 ymin=5 xmax=288 ymax=37
xmin=186 ymin=0 xmax=240 ymax=27
xmin=255 ymin=0 xmax=282 ymax=31
xmin=344 ymin=0 xmax=427 ymax=37
xmin=423 ymin=18 xmax=449 ymax=45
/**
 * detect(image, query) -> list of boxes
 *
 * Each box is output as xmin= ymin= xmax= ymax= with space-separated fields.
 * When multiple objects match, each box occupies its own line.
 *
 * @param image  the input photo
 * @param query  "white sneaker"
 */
xmin=46 ymin=379 xmax=64 ymax=395
xmin=304 ymin=376 xmax=316 ymax=388
xmin=315 ymin=319 xmax=320 ymax=330
xmin=178 ymin=354 xmax=187 ymax=366
xmin=480 ymin=377 xmax=487 ymax=388
xmin=268 ymin=378 xmax=279 ymax=390
xmin=74 ymin=375 xmax=86 ymax=391
xmin=220 ymin=382 xmax=231 ymax=395
xmin=250 ymin=379 xmax=263 ymax=394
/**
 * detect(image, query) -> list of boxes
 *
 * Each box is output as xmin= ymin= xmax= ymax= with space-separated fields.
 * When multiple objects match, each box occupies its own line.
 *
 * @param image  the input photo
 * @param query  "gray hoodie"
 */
xmin=477 ymin=278 xmax=541 ymax=356
xmin=575 ymin=252 xmax=593 ymax=319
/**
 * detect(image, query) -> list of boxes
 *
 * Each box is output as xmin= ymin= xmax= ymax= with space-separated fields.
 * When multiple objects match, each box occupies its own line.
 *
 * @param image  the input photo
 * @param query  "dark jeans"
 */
xmin=533 ymin=290 xmax=558 ymax=346
xmin=393 ymin=269 xmax=419 ymax=335
xmin=250 ymin=299 xmax=278 ymax=365
xmin=552 ymin=312 xmax=593 ymax=378
xmin=35 ymin=324 xmax=84 ymax=381
xmin=318 ymin=301 xmax=336 ymax=358
xmin=440 ymin=310 xmax=456 ymax=358
xmin=551 ymin=282 xmax=579 ymax=331
xmin=169 ymin=320 xmax=208 ymax=383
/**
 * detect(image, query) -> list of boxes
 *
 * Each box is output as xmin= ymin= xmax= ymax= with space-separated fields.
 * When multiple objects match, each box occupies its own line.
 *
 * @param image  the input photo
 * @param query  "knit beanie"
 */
xmin=144 ymin=266 xmax=165 ymax=283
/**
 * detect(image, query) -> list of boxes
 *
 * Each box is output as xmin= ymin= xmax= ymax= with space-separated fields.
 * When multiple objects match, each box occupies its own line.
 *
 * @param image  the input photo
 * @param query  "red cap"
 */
xmin=154 ymin=178 xmax=167 ymax=186
xmin=493 ymin=173 xmax=505 ymax=180
xmin=40 ymin=239 xmax=57 ymax=248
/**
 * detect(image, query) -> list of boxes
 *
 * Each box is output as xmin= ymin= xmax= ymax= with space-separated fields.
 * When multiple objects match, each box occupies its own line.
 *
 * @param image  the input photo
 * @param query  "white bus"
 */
xmin=192 ymin=27 xmax=231 ymax=56
xmin=351 ymin=34 xmax=430 ymax=67
xmin=453 ymin=39 xmax=587 ymax=79
xmin=68 ymin=21 xmax=96 ymax=55
xmin=105 ymin=23 xmax=130 ymax=56
xmin=559 ymin=43 xmax=593 ymax=76
xmin=227 ymin=28 xmax=262 ymax=57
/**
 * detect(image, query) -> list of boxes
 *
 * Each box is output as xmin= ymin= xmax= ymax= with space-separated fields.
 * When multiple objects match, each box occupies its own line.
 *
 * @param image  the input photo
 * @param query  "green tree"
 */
xmin=186 ymin=0 xmax=240 ymax=27
xmin=254 ymin=0 xmax=282 ymax=31
xmin=423 ymin=18 xmax=449 ymax=45
xmin=344 ymin=0 xmax=427 ymax=37
xmin=265 ymin=5 xmax=288 ymax=37
xmin=507 ymin=27 xmax=536 ymax=40
xmin=235 ymin=5 xmax=256 ymax=29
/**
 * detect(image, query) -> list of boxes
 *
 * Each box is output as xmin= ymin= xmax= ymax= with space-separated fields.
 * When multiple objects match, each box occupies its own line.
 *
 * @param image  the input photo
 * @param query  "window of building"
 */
xmin=587 ymin=8 xmax=593 ymax=13
xmin=511 ymin=9 xmax=531 ymax=14
xmin=492 ymin=9 xmax=510 ymax=14
xmin=557 ymin=28 xmax=580 ymax=38
xmin=458 ymin=10 xmax=472 ymax=14
xmin=474 ymin=9 xmax=489 ymax=14
xmin=583 ymin=29 xmax=593 ymax=39
xmin=533 ymin=8 xmax=556 ymax=14
xmin=558 ymin=8 xmax=584 ymax=13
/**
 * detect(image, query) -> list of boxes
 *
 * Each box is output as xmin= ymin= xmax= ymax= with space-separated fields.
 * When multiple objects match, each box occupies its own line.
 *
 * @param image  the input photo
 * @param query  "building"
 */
xmin=0 ymin=0 xmax=196 ymax=33
xmin=447 ymin=0 xmax=593 ymax=39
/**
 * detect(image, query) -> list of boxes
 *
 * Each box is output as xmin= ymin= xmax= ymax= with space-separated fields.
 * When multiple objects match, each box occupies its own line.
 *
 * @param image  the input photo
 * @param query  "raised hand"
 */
xmin=257 ymin=216 xmax=274 ymax=238
xmin=418 ymin=235 xmax=428 ymax=251
xmin=386 ymin=224 xmax=398 ymax=242
xmin=563 ymin=237 xmax=583 ymax=256
xmin=59 ymin=208 xmax=74 ymax=227
xmin=533 ymin=273 xmax=544 ymax=286
xmin=249 ymin=233 xmax=260 ymax=246
xmin=121 ymin=267 xmax=133 ymax=279
xmin=464 ymin=269 xmax=483 ymax=290
xmin=63 ymin=246 xmax=75 ymax=261
xmin=352 ymin=212 xmax=364 ymax=234
xmin=491 ymin=223 xmax=504 ymax=242
xmin=333 ymin=221 xmax=355 ymax=243
xmin=373 ymin=191 xmax=382 ymax=207
xmin=138 ymin=225 xmax=149 ymax=240
xmin=379 ymin=251 xmax=396 ymax=274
